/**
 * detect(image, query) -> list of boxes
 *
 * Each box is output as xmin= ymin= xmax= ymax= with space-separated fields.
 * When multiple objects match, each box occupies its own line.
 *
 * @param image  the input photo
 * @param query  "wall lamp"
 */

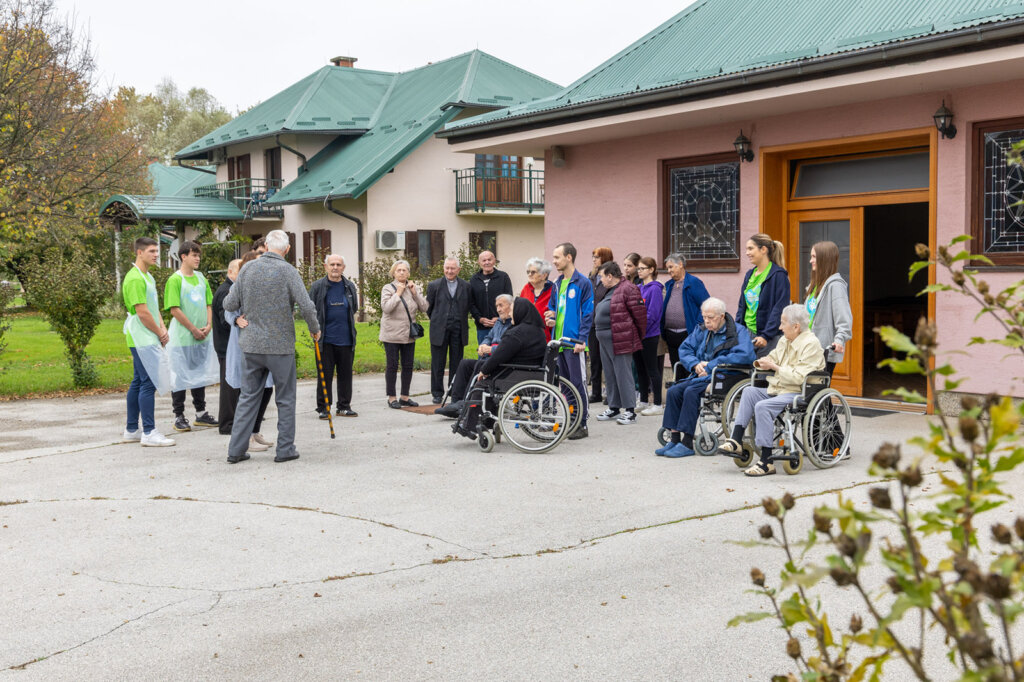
xmin=733 ymin=131 xmax=754 ymax=162
xmin=933 ymin=101 xmax=957 ymax=140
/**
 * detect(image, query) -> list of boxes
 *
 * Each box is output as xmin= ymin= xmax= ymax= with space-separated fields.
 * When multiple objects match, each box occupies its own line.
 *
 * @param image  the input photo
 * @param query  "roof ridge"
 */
xmin=456 ymin=50 xmax=483 ymax=103
xmin=473 ymin=50 xmax=562 ymax=91
xmin=283 ymin=66 xmax=332 ymax=129
xmin=367 ymin=73 xmax=401 ymax=128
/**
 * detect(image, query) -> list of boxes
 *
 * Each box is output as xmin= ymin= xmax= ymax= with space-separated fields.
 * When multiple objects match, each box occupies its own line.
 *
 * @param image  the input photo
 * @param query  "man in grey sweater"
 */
xmin=223 ymin=230 xmax=320 ymax=464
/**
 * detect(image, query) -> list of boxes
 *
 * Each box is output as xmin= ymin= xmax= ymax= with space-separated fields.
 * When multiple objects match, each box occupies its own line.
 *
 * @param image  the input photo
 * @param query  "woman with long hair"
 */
xmin=634 ymin=256 xmax=664 ymax=415
xmin=622 ymin=252 xmax=642 ymax=285
xmin=520 ymin=257 xmax=554 ymax=341
xmin=588 ymin=246 xmax=614 ymax=403
xmin=805 ymin=241 xmax=852 ymax=375
xmin=379 ymin=259 xmax=429 ymax=409
xmin=736 ymin=234 xmax=790 ymax=358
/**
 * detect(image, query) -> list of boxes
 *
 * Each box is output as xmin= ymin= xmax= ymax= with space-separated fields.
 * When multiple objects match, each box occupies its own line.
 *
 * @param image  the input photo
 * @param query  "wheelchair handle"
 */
xmin=550 ymin=337 xmax=585 ymax=349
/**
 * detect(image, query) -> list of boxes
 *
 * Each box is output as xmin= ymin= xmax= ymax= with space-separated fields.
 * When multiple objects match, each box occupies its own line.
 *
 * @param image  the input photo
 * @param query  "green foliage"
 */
xmin=0 ymin=280 xmax=13 ymax=361
xmin=733 ymin=239 xmax=1024 ymax=680
xmin=22 ymin=247 xmax=108 ymax=387
xmin=123 ymin=78 xmax=232 ymax=163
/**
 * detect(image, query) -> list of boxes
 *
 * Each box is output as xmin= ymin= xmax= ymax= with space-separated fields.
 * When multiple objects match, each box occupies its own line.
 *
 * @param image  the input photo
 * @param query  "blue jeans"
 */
xmin=126 ymin=347 xmax=156 ymax=434
xmin=476 ymin=327 xmax=489 ymax=345
xmin=557 ymin=350 xmax=589 ymax=424
xmin=661 ymin=375 xmax=711 ymax=435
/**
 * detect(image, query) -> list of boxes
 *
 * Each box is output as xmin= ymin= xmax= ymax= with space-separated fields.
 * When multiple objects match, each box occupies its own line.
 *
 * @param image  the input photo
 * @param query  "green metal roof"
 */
xmin=266 ymin=50 xmax=560 ymax=204
xmin=148 ymin=162 xmax=217 ymax=197
xmin=444 ymin=0 xmax=1024 ymax=133
xmin=99 ymin=195 xmax=245 ymax=224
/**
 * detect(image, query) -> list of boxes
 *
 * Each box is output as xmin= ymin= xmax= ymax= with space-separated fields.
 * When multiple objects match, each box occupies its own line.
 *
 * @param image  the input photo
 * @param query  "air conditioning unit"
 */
xmin=209 ymin=148 xmax=226 ymax=165
xmin=376 ymin=230 xmax=405 ymax=250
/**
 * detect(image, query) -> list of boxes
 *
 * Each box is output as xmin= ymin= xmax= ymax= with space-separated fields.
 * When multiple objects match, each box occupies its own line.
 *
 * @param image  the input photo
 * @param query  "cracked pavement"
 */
xmin=0 ymin=372 xmax=960 ymax=679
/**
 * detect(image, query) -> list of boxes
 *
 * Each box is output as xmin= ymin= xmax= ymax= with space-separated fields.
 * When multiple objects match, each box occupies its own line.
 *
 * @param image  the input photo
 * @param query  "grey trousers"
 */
xmin=596 ymin=328 xmax=636 ymax=410
xmin=229 ymin=352 xmax=297 ymax=460
xmin=732 ymin=386 xmax=798 ymax=448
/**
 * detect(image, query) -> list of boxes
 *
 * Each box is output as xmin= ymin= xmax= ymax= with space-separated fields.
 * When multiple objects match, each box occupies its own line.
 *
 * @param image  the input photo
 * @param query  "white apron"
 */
xmin=123 ymin=266 xmax=171 ymax=395
xmin=166 ymin=270 xmax=220 ymax=392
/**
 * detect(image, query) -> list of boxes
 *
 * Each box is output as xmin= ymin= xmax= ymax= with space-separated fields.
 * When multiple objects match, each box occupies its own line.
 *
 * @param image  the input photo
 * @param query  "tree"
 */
xmin=124 ymin=78 xmax=232 ymax=163
xmin=0 ymin=0 xmax=149 ymax=269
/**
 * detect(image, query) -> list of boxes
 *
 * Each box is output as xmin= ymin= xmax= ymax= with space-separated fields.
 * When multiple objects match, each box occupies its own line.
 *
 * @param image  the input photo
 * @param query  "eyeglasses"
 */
xmin=637 ymin=265 xmax=651 ymax=271
xmin=526 ymin=270 xmax=538 ymax=275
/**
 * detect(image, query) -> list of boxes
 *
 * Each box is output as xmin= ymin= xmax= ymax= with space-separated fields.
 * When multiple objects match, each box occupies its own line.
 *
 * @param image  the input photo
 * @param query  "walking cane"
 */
xmin=313 ymin=339 xmax=335 ymax=439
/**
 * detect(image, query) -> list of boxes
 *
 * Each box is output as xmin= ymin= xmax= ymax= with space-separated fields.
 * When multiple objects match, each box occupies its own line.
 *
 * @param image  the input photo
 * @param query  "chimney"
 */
xmin=330 ymin=55 xmax=357 ymax=68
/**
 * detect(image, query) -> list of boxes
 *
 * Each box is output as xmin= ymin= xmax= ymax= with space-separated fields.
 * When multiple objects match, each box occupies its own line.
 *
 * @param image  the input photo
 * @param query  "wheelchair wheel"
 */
xmin=478 ymin=430 xmax=495 ymax=453
xmin=657 ymin=427 xmax=670 ymax=446
xmin=694 ymin=426 xmax=720 ymax=456
xmin=803 ymin=389 xmax=852 ymax=468
xmin=780 ymin=450 xmax=803 ymax=475
xmin=557 ymin=375 xmax=584 ymax=437
xmin=721 ymin=378 xmax=751 ymax=436
xmin=498 ymin=380 xmax=570 ymax=453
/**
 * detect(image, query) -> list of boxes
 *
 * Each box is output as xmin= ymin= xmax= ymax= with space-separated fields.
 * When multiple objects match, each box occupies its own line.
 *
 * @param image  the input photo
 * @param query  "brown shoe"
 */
xmin=744 ymin=461 xmax=776 ymax=477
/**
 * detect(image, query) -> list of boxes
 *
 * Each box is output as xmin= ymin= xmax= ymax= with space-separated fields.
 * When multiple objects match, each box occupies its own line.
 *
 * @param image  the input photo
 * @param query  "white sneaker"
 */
xmin=122 ymin=429 xmax=141 ymax=442
xmin=248 ymin=434 xmax=269 ymax=452
xmin=641 ymin=404 xmax=664 ymax=416
xmin=636 ymin=401 xmax=649 ymax=411
xmin=595 ymin=408 xmax=620 ymax=421
xmin=616 ymin=411 xmax=638 ymax=425
xmin=252 ymin=432 xmax=274 ymax=447
xmin=141 ymin=430 xmax=176 ymax=447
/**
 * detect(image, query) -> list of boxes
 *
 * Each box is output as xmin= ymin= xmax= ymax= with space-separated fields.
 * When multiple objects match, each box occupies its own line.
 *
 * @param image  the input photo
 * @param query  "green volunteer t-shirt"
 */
xmin=743 ymin=263 xmax=772 ymax=332
xmin=163 ymin=272 xmax=213 ymax=311
xmin=554 ymin=278 xmax=570 ymax=343
xmin=122 ymin=266 xmax=155 ymax=349
xmin=806 ymin=287 xmax=819 ymax=329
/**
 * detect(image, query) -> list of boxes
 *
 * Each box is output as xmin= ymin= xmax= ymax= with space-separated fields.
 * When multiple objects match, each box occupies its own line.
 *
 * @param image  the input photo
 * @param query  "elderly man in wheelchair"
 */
xmin=451 ymin=298 xmax=584 ymax=453
xmin=719 ymin=303 xmax=852 ymax=477
xmin=655 ymin=297 xmax=755 ymax=458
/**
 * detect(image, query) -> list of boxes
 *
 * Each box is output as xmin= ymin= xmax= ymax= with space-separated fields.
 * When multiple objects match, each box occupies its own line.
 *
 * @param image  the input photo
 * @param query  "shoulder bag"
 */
xmin=393 ymin=284 xmax=424 ymax=339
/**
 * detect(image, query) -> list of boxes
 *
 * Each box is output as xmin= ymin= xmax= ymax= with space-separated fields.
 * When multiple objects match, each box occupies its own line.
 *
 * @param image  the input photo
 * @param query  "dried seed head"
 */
xmin=986 ymin=393 xmax=1001 ymax=408
xmin=959 ymin=416 xmax=980 ymax=442
xmin=978 ymin=280 xmax=990 ymax=295
xmin=992 ymin=523 xmax=1013 ymax=545
xmin=762 ymin=497 xmax=780 ymax=518
xmin=962 ymin=632 xmax=994 ymax=662
xmin=996 ymin=292 xmax=1009 ymax=306
xmin=915 ymin=243 xmax=930 ymax=260
xmin=1015 ymin=517 xmax=1024 ymax=540
xmin=813 ymin=509 xmax=832 ymax=533
xmin=836 ymin=533 xmax=857 ymax=557
xmin=961 ymin=395 xmax=979 ymax=411
xmin=849 ymin=613 xmax=863 ymax=633
xmin=887 ymin=576 xmax=903 ymax=593
xmin=869 ymin=487 xmax=892 ymax=510
xmin=856 ymin=530 xmax=873 ymax=555
xmin=952 ymin=271 xmax=966 ymax=286
xmin=830 ymin=567 xmax=855 ymax=586
xmin=984 ymin=293 xmax=995 ymax=306
xmin=939 ymin=245 xmax=951 ymax=262
xmin=872 ymin=443 xmax=900 ymax=469
xmin=750 ymin=567 xmax=765 ymax=587
xmin=914 ymin=317 xmax=937 ymax=348
xmin=786 ymin=637 xmax=801 ymax=659
xmin=759 ymin=524 xmax=774 ymax=540
xmin=984 ymin=573 xmax=1011 ymax=600
xmin=954 ymin=557 xmax=984 ymax=591
xmin=781 ymin=492 xmax=796 ymax=510
xmin=899 ymin=466 xmax=923 ymax=488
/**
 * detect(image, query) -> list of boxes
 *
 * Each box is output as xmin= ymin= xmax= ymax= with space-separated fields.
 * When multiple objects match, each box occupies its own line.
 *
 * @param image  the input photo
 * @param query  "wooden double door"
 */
xmin=787 ymin=208 xmax=864 ymax=396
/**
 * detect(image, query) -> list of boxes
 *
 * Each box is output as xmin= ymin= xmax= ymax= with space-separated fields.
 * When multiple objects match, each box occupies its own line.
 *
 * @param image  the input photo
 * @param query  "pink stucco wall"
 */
xmin=543 ymin=78 xmax=1024 ymax=397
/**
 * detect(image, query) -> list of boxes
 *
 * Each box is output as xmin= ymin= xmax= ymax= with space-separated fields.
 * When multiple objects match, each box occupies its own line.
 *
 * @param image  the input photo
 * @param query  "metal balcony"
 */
xmin=454 ymin=168 xmax=544 ymax=215
xmin=194 ymin=178 xmax=285 ymax=220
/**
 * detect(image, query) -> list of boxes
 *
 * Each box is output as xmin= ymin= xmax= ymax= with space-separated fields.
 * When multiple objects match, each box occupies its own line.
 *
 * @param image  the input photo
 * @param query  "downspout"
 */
xmin=324 ymin=193 xmax=365 ymax=321
xmin=276 ymin=135 xmax=308 ymax=174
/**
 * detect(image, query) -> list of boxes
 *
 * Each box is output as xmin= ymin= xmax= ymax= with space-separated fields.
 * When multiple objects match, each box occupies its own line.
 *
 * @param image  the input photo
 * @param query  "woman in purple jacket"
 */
xmin=634 ymin=257 xmax=665 ymax=415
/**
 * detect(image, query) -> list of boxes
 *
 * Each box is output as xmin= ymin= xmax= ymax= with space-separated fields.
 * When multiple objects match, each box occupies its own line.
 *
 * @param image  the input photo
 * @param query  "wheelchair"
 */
xmin=720 ymin=366 xmax=853 ymax=474
xmin=452 ymin=338 xmax=584 ymax=453
xmin=656 ymin=362 xmax=753 ymax=456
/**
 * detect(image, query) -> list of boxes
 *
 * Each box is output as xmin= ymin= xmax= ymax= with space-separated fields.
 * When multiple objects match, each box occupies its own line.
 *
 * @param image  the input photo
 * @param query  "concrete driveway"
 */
xmin=0 ymin=373 xmax=954 ymax=679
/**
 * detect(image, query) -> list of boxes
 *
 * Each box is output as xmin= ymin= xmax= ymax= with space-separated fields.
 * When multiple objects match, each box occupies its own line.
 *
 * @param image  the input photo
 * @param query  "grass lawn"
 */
xmin=0 ymin=314 xmax=476 ymax=399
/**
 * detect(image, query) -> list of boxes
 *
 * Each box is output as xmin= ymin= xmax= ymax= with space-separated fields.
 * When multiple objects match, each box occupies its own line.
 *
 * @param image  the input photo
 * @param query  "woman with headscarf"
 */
xmin=477 ymin=297 xmax=548 ymax=376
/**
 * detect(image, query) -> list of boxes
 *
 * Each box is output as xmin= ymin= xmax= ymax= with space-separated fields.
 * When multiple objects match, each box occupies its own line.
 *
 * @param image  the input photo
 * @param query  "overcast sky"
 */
xmin=51 ymin=0 xmax=694 ymax=112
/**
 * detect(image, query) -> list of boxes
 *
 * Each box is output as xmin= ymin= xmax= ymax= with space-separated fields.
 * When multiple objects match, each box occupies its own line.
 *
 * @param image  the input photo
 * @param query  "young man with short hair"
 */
xmin=164 ymin=240 xmax=219 ymax=432
xmin=544 ymin=242 xmax=594 ymax=440
xmin=122 ymin=237 xmax=175 ymax=447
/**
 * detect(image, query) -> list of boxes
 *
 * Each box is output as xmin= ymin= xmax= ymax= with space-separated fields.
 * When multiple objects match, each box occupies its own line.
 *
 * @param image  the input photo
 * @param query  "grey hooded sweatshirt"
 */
xmin=809 ymin=272 xmax=852 ymax=364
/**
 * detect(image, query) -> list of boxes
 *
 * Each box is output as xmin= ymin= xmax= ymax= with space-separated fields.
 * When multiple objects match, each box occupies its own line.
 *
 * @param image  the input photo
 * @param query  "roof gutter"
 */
xmin=276 ymin=134 xmax=308 ymax=174
xmin=324 ymin=194 xmax=366 ymax=321
xmin=439 ymin=17 xmax=1024 ymax=140
xmin=174 ymin=159 xmax=216 ymax=175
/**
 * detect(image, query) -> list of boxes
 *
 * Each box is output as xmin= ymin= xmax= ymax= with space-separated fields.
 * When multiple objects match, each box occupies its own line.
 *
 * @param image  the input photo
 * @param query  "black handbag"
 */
xmin=394 ymin=284 xmax=424 ymax=339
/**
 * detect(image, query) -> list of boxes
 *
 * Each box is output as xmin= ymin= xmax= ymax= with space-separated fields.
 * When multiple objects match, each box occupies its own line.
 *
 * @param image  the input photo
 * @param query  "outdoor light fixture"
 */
xmin=933 ymin=101 xmax=957 ymax=139
xmin=734 ymin=131 xmax=754 ymax=162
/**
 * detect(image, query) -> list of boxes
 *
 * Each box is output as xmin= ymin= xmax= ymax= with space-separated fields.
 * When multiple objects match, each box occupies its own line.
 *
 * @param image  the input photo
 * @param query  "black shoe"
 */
xmin=317 ymin=409 xmax=330 ymax=420
xmin=193 ymin=412 xmax=218 ymax=428
xmin=435 ymin=402 xmax=462 ymax=418
xmin=388 ymin=400 xmax=402 ymax=409
xmin=588 ymin=394 xmax=602 ymax=403
xmin=274 ymin=452 xmax=300 ymax=463
xmin=336 ymin=407 xmax=357 ymax=417
xmin=568 ymin=424 xmax=589 ymax=440
xmin=399 ymin=398 xmax=419 ymax=407
xmin=173 ymin=416 xmax=191 ymax=432
xmin=226 ymin=453 xmax=250 ymax=464
xmin=432 ymin=395 xmax=443 ymax=405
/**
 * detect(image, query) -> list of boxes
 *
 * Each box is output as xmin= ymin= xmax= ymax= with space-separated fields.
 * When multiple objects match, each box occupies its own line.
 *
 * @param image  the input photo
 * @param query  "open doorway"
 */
xmin=862 ymin=203 xmax=928 ymax=400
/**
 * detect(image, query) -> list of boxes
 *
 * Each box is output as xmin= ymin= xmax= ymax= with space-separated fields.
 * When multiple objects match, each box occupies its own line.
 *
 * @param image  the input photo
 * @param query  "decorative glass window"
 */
xmin=973 ymin=118 xmax=1024 ymax=265
xmin=662 ymin=153 xmax=740 ymax=270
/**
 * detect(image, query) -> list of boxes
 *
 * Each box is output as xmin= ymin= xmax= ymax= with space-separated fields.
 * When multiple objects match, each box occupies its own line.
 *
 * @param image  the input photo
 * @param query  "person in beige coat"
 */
xmin=719 ymin=303 xmax=825 ymax=476
xmin=379 ymin=260 xmax=429 ymax=408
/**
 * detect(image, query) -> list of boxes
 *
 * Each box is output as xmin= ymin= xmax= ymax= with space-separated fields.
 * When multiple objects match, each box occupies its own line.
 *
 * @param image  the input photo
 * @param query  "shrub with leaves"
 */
xmin=731 ymin=237 xmax=1024 ymax=680
xmin=23 ymin=247 xmax=108 ymax=387
xmin=0 ymin=280 xmax=13 ymax=361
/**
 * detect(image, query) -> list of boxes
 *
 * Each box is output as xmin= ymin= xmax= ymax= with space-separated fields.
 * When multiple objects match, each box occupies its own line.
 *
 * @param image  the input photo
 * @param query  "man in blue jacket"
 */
xmin=544 ymin=242 xmax=593 ymax=440
xmin=661 ymin=252 xmax=710 ymax=369
xmin=656 ymin=297 xmax=755 ymax=458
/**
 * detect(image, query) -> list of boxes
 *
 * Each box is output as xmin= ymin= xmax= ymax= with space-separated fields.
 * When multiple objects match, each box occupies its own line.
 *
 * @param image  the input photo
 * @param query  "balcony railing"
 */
xmin=194 ymin=178 xmax=284 ymax=219
xmin=454 ymin=168 xmax=544 ymax=214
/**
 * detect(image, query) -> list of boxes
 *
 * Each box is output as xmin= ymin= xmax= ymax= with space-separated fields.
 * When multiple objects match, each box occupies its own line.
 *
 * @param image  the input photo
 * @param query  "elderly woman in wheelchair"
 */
xmin=719 ymin=303 xmax=852 ymax=477
xmin=655 ymin=297 xmax=755 ymax=458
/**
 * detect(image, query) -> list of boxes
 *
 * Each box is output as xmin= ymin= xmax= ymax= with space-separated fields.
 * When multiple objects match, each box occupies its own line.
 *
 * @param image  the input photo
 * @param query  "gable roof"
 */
xmin=264 ymin=51 xmax=560 ymax=204
xmin=442 ymin=0 xmax=1024 ymax=136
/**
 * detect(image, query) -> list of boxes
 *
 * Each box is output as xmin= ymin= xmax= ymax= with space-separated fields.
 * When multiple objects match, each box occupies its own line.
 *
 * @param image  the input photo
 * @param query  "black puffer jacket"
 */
xmin=480 ymin=298 xmax=547 ymax=375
